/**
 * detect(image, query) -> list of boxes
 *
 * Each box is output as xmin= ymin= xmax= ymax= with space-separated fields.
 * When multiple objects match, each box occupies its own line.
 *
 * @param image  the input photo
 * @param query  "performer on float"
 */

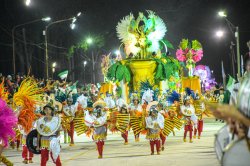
xmin=128 ymin=97 xmax=142 ymax=142
xmin=0 ymin=98 xmax=17 ymax=166
xmin=181 ymin=96 xmax=196 ymax=143
xmin=117 ymin=104 xmax=130 ymax=145
xmin=36 ymin=104 xmax=62 ymax=166
xmin=63 ymin=97 xmax=76 ymax=146
xmin=145 ymin=103 xmax=164 ymax=155
xmin=157 ymin=102 xmax=167 ymax=151
xmin=84 ymin=101 xmax=107 ymax=159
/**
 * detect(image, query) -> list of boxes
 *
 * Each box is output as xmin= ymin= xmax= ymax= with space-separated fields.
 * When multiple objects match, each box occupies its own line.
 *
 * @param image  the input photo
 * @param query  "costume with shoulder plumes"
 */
xmin=0 ymin=80 xmax=17 ymax=166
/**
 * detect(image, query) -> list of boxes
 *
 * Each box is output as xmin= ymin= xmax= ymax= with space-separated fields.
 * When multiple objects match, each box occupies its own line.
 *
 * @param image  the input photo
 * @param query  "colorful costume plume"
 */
xmin=13 ymin=77 xmax=44 ymax=133
xmin=0 ymin=98 xmax=17 ymax=147
xmin=167 ymin=91 xmax=180 ymax=104
xmin=116 ymin=11 xmax=167 ymax=58
xmin=0 ymin=80 xmax=9 ymax=103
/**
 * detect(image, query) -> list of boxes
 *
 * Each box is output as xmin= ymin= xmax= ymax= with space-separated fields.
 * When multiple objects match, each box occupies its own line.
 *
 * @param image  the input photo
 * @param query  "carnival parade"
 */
xmin=0 ymin=0 xmax=250 ymax=166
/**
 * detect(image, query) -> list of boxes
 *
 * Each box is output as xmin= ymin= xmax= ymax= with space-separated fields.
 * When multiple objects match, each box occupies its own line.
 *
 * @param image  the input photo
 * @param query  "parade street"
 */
xmin=4 ymin=118 xmax=224 ymax=166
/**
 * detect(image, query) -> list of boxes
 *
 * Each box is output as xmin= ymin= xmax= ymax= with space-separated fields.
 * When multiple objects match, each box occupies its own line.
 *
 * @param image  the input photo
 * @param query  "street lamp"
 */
xmin=25 ymin=0 xmax=31 ymax=6
xmin=86 ymin=38 xmax=93 ymax=44
xmin=77 ymin=12 xmax=82 ymax=17
xmin=83 ymin=61 xmax=87 ymax=66
xmin=52 ymin=62 xmax=57 ymax=68
xmin=52 ymin=62 xmax=56 ymax=79
xmin=218 ymin=11 xmax=227 ymax=17
xmin=12 ymin=17 xmax=51 ymax=75
xmin=216 ymin=30 xmax=224 ymax=38
xmin=83 ymin=61 xmax=87 ymax=83
xmin=218 ymin=10 xmax=241 ymax=78
xmin=70 ymin=23 xmax=76 ymax=30
xmin=44 ymin=12 xmax=81 ymax=79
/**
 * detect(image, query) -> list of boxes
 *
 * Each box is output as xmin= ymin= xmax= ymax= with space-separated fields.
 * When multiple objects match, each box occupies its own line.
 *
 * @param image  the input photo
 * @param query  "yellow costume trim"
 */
xmin=41 ymin=139 xmax=50 ymax=149
xmin=146 ymin=133 xmax=160 ymax=140
xmin=93 ymin=133 xmax=107 ymax=141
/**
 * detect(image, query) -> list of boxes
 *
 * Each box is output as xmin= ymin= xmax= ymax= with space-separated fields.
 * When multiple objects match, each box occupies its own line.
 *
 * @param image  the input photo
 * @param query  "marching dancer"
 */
xmin=20 ymin=125 xmax=34 ymax=164
xmin=194 ymin=101 xmax=205 ymax=139
xmin=181 ymin=97 xmax=196 ymax=143
xmin=145 ymin=103 xmax=164 ymax=155
xmin=63 ymin=97 xmax=76 ymax=146
xmin=85 ymin=101 xmax=107 ymax=159
xmin=157 ymin=103 xmax=167 ymax=151
xmin=117 ymin=104 xmax=130 ymax=145
xmin=36 ymin=104 xmax=62 ymax=166
xmin=128 ymin=97 xmax=142 ymax=142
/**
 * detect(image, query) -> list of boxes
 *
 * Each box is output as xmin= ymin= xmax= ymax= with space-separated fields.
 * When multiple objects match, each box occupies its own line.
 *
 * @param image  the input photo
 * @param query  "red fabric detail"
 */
xmin=41 ymin=148 xmax=61 ymax=166
xmin=96 ymin=141 xmax=104 ymax=156
xmin=184 ymin=124 xmax=193 ymax=131
xmin=184 ymin=124 xmax=193 ymax=139
xmin=155 ymin=140 xmax=161 ymax=152
xmin=41 ymin=149 xmax=49 ymax=166
xmin=50 ymin=152 xmax=62 ymax=166
xmin=22 ymin=145 xmax=33 ymax=160
xmin=67 ymin=121 xmax=74 ymax=144
xmin=194 ymin=128 xmax=197 ymax=136
xmin=121 ymin=131 xmax=128 ymax=143
xmin=150 ymin=141 xmax=154 ymax=153
xmin=198 ymin=120 xmax=203 ymax=132
xmin=160 ymin=133 xmax=166 ymax=146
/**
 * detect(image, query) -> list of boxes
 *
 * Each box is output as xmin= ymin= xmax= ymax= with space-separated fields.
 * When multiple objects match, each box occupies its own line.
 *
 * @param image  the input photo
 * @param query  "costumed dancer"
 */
xmin=75 ymin=91 xmax=88 ymax=111
xmin=36 ymin=104 xmax=62 ymax=166
xmin=63 ymin=97 xmax=76 ymax=146
xmin=84 ymin=100 xmax=107 ymax=159
xmin=0 ymin=87 xmax=17 ymax=166
xmin=181 ymin=96 xmax=196 ymax=143
xmin=128 ymin=96 xmax=142 ymax=142
xmin=193 ymin=99 xmax=206 ymax=139
xmin=157 ymin=102 xmax=167 ymax=151
xmin=117 ymin=104 xmax=130 ymax=145
xmin=145 ymin=102 xmax=164 ymax=155
xmin=20 ymin=125 xmax=34 ymax=164
xmin=13 ymin=77 xmax=45 ymax=164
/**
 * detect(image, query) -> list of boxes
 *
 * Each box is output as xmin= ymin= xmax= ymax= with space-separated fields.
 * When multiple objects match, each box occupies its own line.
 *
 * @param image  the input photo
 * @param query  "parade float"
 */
xmin=193 ymin=65 xmax=217 ymax=91
xmin=101 ymin=11 xmax=204 ymax=101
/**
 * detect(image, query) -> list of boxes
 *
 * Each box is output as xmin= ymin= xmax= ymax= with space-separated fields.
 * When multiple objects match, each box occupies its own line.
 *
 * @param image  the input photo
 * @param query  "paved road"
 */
xmin=3 ymin=118 xmax=224 ymax=166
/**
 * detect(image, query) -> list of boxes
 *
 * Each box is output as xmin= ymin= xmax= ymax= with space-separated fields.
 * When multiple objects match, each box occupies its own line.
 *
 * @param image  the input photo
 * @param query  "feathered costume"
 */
xmin=0 ymin=99 xmax=17 ymax=147
xmin=13 ymin=77 xmax=44 ymax=133
xmin=116 ymin=11 xmax=167 ymax=58
xmin=0 ymin=80 xmax=17 ymax=166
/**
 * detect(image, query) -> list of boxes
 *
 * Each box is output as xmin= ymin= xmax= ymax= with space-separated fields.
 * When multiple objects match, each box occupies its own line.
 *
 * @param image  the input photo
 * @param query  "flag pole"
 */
xmin=64 ymin=71 xmax=68 ymax=82
xmin=221 ymin=61 xmax=226 ymax=89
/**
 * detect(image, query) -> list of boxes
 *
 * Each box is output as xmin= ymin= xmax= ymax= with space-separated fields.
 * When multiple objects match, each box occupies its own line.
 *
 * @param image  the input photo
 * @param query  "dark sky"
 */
xmin=0 ymin=0 xmax=250 ymax=83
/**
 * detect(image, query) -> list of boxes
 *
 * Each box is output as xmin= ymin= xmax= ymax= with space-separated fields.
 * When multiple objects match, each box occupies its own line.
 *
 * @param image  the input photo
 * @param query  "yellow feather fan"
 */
xmin=13 ymin=77 xmax=45 ymax=133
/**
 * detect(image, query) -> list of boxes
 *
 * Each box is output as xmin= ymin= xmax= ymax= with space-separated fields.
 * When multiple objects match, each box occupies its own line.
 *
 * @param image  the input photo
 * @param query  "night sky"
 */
xmin=1 ymin=0 xmax=250 ymax=83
